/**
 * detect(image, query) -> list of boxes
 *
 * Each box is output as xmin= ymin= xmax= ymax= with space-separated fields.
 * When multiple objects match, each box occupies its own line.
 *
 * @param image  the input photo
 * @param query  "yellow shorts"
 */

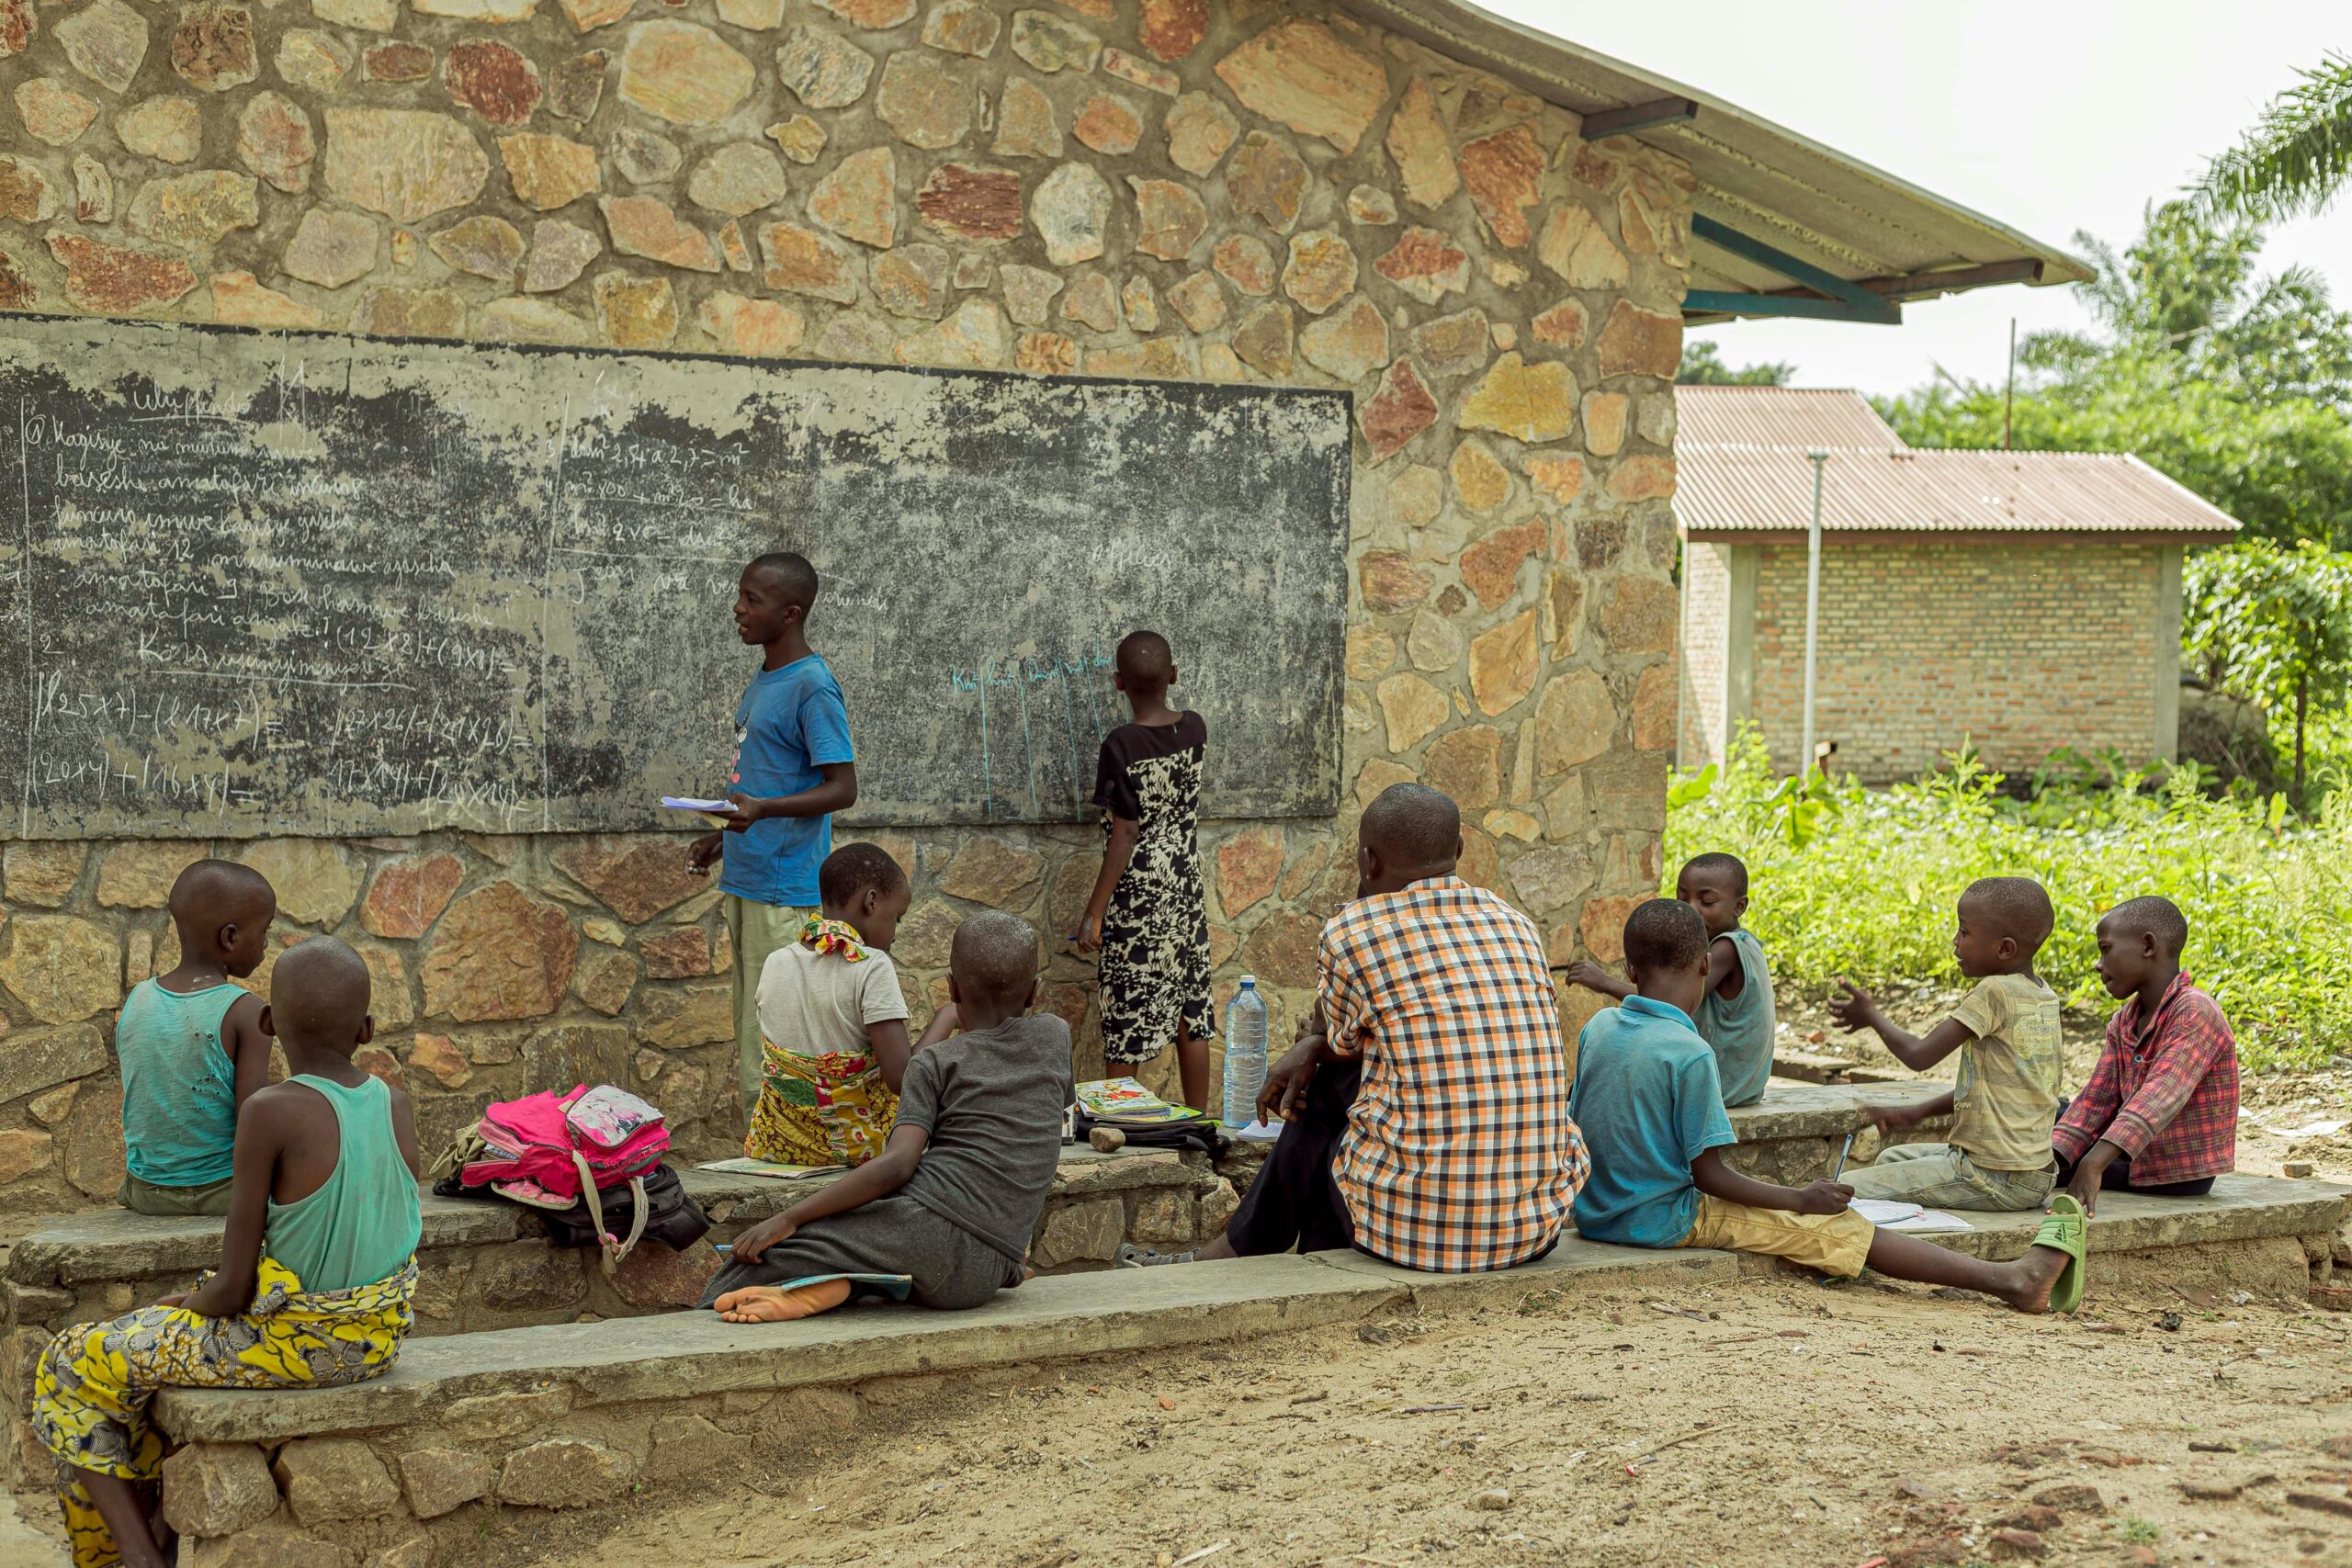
xmin=1677 ymin=1193 xmax=1874 ymax=1279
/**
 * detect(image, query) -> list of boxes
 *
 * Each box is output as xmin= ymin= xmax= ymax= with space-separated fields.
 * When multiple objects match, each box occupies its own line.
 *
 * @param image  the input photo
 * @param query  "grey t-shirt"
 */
xmin=895 ymin=1013 xmax=1075 ymax=1266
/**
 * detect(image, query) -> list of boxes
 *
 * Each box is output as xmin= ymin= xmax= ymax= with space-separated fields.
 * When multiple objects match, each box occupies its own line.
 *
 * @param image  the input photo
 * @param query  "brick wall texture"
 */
xmin=0 ymin=0 xmax=1683 ymax=1207
xmin=1686 ymin=534 xmax=2163 ymax=784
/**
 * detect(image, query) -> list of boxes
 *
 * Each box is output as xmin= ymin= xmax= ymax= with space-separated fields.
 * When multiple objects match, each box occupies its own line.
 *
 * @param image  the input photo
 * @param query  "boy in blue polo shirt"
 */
xmin=688 ymin=551 xmax=859 ymax=1114
xmin=1571 ymin=898 xmax=2086 ymax=1314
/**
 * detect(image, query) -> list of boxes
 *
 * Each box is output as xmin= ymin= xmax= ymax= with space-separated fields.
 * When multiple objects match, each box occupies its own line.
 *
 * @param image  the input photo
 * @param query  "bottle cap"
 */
xmin=1238 ymin=974 xmax=1256 ymax=987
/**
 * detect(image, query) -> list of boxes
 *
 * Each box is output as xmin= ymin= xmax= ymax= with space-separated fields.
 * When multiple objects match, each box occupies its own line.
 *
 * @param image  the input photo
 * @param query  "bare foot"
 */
xmin=714 ymin=1279 xmax=853 ymax=1323
xmin=1997 ymin=1243 xmax=2073 ymax=1314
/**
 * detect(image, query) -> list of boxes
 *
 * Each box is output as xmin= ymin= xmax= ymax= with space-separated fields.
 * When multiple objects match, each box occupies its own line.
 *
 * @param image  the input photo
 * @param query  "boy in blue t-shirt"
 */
xmin=687 ymin=551 xmax=858 ymax=1114
xmin=1571 ymin=898 xmax=2086 ymax=1314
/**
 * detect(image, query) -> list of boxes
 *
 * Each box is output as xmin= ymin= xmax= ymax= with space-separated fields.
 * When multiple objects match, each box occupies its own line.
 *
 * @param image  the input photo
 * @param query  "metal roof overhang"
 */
xmin=1333 ymin=0 xmax=2095 ymax=326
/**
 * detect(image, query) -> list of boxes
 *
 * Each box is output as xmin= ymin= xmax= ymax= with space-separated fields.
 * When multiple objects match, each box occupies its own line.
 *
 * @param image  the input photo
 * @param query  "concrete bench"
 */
xmin=127 ymin=1174 xmax=2346 ymax=1567
xmin=0 ymin=1145 xmax=1233 ymax=1487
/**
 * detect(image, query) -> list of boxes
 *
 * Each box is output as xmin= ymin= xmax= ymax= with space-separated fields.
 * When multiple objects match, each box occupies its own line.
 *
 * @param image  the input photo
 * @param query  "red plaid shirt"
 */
xmin=2052 ymin=972 xmax=2237 ymax=1184
xmin=1322 ymin=876 xmax=1588 ymax=1272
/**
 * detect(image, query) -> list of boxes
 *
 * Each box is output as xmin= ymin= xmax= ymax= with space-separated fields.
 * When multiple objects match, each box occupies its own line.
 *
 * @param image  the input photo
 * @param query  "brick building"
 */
xmin=1676 ymin=387 xmax=2241 ymax=783
xmin=0 ymin=0 xmax=2080 ymax=1211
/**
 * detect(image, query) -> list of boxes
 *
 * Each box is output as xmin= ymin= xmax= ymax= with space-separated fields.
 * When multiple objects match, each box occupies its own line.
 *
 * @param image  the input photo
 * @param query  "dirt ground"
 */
xmin=507 ymin=1271 xmax=2352 ymax=1568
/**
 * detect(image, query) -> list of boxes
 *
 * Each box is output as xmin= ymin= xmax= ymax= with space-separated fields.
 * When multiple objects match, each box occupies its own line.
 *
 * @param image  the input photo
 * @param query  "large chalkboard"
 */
xmin=1 ymin=317 xmax=1351 ymax=839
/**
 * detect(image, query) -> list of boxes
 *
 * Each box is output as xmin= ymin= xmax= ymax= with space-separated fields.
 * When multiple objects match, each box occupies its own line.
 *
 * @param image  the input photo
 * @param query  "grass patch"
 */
xmin=1664 ymin=734 xmax=2352 ymax=1073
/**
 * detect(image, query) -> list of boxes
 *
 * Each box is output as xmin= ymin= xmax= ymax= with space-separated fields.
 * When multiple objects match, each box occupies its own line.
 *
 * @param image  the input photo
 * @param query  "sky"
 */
xmin=1487 ymin=0 xmax=2352 ymax=398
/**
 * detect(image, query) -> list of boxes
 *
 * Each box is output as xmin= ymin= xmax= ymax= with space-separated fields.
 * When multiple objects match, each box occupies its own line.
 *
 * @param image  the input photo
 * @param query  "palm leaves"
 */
xmin=2199 ymin=53 xmax=2352 ymax=220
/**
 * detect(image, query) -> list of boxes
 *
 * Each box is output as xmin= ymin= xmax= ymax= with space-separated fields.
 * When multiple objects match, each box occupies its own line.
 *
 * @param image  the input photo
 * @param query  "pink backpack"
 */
xmin=458 ymin=1085 xmax=670 ymax=1270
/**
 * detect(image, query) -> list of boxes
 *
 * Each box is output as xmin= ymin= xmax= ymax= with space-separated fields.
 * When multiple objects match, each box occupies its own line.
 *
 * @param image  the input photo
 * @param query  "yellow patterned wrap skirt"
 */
xmin=743 ymin=1040 xmax=898 ymax=1168
xmin=32 ymin=1255 xmax=416 ymax=1568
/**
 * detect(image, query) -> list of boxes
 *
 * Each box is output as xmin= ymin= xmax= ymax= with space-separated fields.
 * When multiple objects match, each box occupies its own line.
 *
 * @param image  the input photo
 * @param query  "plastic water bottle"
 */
xmin=1220 ymin=976 xmax=1269 ymax=1128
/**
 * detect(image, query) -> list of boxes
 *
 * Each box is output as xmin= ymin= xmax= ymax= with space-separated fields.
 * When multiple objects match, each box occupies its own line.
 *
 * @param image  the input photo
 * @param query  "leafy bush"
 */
xmin=1664 ymin=732 xmax=2352 ymax=1072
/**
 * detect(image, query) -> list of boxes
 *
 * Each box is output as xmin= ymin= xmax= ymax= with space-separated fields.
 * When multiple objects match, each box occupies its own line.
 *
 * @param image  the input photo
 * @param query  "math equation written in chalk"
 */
xmin=1 ymin=316 xmax=1350 ymax=840
xmin=944 ymin=643 xmax=1122 ymax=821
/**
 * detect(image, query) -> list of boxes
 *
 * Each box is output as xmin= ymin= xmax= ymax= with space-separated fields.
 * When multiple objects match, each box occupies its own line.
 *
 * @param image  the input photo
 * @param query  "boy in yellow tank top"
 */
xmin=32 ymin=938 xmax=424 ymax=1568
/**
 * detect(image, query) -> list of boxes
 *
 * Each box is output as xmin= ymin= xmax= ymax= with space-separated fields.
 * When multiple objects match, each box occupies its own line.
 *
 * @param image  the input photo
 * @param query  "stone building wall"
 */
xmin=0 ymin=0 xmax=1685 ymax=1207
xmin=1682 ymin=534 xmax=2170 ymax=784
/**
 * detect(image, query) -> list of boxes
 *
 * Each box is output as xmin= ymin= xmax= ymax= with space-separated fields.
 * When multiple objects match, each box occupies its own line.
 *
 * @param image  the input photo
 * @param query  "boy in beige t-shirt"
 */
xmin=1826 ymin=877 xmax=2064 ymax=1211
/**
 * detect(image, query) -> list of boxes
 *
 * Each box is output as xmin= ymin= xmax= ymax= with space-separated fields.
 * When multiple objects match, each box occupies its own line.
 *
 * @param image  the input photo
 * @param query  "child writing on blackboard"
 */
xmin=1078 ymin=631 xmax=1214 ymax=1112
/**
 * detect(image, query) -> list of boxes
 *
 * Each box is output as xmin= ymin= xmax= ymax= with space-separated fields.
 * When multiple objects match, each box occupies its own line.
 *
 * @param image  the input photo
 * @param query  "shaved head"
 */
xmin=950 ymin=911 xmax=1039 ymax=1007
xmin=267 ymin=936 xmax=372 ymax=1052
xmin=1624 ymin=897 xmax=1708 ymax=976
xmin=1962 ymin=876 xmax=2054 ymax=953
xmin=169 ymin=859 xmax=275 ymax=926
xmin=1680 ymin=852 xmax=1747 ymax=897
xmin=1116 ymin=630 xmax=1172 ymax=692
xmin=2102 ymin=895 xmax=2188 ymax=959
xmin=746 ymin=551 xmax=819 ymax=613
xmin=1362 ymin=783 xmax=1461 ymax=871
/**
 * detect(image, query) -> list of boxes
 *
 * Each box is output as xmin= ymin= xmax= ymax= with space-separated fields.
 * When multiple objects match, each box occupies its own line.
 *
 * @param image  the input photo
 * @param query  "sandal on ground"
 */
xmin=1117 ymin=1243 xmax=1195 ymax=1268
xmin=2034 ymin=1192 xmax=2088 ymax=1314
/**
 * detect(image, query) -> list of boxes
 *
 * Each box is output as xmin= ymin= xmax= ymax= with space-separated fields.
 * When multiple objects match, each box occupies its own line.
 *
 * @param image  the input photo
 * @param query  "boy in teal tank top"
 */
xmin=33 ymin=937 xmax=422 ymax=1568
xmin=1567 ymin=852 xmax=1777 ymax=1107
xmin=115 ymin=861 xmax=277 ymax=1217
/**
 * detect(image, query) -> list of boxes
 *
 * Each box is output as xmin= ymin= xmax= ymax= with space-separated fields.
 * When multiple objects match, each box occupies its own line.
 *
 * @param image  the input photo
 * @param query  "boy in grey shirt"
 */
xmin=701 ymin=910 xmax=1075 ymax=1320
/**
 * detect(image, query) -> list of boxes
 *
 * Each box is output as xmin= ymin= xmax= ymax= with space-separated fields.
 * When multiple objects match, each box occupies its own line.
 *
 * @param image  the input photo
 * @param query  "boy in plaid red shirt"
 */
xmin=2052 ymin=896 xmax=2238 ymax=1213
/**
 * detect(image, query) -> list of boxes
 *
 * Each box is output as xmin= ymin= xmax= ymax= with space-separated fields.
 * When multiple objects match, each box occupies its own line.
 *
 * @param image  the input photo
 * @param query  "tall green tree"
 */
xmin=1677 ymin=342 xmax=1795 ymax=386
xmin=2183 ymin=540 xmax=2352 ymax=800
xmin=2199 ymin=54 xmax=2352 ymax=222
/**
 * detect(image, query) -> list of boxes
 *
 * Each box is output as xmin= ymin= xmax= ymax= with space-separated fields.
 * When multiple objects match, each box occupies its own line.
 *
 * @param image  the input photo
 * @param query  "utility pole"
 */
xmin=2004 ymin=317 xmax=2016 ymax=451
xmin=1800 ymin=448 xmax=1829 ymax=777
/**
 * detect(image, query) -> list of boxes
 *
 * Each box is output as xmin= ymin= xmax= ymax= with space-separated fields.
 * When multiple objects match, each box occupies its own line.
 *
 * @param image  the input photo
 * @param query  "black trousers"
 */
xmin=1224 ymin=1058 xmax=1362 ymax=1257
xmin=2053 ymin=1149 xmax=2215 ymax=1199
xmin=2052 ymin=1098 xmax=2216 ymax=1198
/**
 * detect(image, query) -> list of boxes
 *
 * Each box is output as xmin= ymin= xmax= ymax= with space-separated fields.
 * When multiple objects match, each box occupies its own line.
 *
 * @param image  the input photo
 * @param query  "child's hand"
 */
xmin=1857 ymin=1101 xmax=1917 ymax=1134
xmin=718 ymin=794 xmax=766 ymax=834
xmin=684 ymin=832 xmax=723 ymax=875
xmin=154 ymin=1292 xmax=190 ymax=1311
xmin=1562 ymin=960 xmax=1612 ymax=993
xmin=1077 ymin=912 xmax=1103 ymax=953
xmin=730 ymin=1214 xmax=797 ymax=1262
xmin=1826 ymin=979 xmax=1880 ymax=1032
xmin=1792 ymin=1179 xmax=1854 ymax=1216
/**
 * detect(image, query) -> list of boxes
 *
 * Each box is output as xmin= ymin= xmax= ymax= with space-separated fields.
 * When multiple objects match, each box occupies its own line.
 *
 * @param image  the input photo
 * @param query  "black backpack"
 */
xmin=1073 ymin=1107 xmax=1230 ymax=1157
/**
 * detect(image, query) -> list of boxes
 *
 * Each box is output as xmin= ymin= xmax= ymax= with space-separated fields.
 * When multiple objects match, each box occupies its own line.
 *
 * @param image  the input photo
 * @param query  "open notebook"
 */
xmin=1849 ymin=1199 xmax=1973 ymax=1232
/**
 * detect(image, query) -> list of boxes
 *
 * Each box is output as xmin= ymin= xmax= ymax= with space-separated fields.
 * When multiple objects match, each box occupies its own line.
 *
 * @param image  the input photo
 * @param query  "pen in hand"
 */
xmin=1832 ymin=1131 xmax=1854 ymax=1182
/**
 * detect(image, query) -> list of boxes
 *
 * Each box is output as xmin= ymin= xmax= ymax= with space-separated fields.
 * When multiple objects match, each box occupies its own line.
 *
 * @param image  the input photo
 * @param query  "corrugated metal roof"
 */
xmin=1676 ymin=388 xmax=2242 ymax=536
xmin=1676 ymin=386 xmax=1905 ymax=451
xmin=1335 ymin=0 xmax=2094 ymax=320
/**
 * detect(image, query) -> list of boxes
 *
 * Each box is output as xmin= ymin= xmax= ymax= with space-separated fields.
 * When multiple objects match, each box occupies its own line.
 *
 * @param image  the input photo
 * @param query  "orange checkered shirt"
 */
xmin=1321 ymin=876 xmax=1588 ymax=1272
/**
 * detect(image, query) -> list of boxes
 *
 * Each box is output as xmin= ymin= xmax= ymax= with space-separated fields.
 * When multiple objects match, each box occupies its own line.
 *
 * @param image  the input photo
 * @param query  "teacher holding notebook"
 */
xmin=686 ymin=550 xmax=858 ymax=1115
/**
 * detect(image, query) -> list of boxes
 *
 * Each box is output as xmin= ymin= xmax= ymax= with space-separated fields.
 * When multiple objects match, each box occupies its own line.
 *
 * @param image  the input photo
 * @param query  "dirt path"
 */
xmin=510 ymin=1271 xmax=2352 ymax=1568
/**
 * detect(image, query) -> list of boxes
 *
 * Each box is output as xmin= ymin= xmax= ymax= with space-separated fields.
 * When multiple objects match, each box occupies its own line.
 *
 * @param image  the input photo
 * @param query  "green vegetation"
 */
xmin=1676 ymin=342 xmax=1795 ymax=386
xmin=1664 ymin=734 xmax=2352 ymax=1073
xmin=1876 ymin=201 xmax=2352 ymax=551
xmin=2185 ymin=540 xmax=2352 ymax=800
xmin=2197 ymin=53 xmax=2352 ymax=223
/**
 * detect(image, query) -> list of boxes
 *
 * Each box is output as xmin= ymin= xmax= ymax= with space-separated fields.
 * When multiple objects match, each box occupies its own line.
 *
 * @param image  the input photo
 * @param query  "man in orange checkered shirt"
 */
xmin=1122 ymin=784 xmax=1588 ymax=1273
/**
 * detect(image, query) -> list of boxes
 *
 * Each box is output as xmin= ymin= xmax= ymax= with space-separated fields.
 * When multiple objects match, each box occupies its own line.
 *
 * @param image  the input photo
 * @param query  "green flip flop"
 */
xmin=2031 ymin=1192 xmax=2088 ymax=1314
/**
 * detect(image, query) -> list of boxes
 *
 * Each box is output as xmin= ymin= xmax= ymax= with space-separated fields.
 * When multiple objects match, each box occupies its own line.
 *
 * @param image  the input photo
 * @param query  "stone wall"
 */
xmin=0 ymin=0 xmax=1686 ymax=1204
xmin=1684 ymin=535 xmax=2174 ymax=784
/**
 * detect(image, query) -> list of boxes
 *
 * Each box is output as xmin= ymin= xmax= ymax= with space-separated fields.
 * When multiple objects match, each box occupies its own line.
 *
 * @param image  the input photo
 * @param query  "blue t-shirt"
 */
xmin=1569 ymin=995 xmax=1736 ymax=1247
xmin=718 ymin=654 xmax=855 ymax=908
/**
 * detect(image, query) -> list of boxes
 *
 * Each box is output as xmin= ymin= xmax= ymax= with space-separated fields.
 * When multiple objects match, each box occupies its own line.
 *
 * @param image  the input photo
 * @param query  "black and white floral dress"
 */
xmin=1092 ymin=712 xmax=1214 ymax=1066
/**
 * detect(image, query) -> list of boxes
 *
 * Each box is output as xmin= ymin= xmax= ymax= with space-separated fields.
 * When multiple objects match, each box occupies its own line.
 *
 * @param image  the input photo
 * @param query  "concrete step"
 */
xmin=150 ymin=1173 xmax=2346 ymax=1450
xmin=94 ymin=1175 xmax=2341 ymax=1565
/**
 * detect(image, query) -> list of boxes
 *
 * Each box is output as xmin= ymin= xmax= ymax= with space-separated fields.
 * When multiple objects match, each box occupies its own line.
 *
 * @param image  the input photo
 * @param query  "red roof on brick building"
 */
xmin=1674 ymin=386 xmax=2242 ymax=536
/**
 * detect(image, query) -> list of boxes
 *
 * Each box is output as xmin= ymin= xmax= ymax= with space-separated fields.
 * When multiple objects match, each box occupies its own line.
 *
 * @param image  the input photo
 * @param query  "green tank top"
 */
xmin=1696 ymin=927 xmax=1776 ymax=1109
xmin=265 ymin=1075 xmax=422 ymax=1293
xmin=116 ymin=978 xmax=243 ymax=1188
